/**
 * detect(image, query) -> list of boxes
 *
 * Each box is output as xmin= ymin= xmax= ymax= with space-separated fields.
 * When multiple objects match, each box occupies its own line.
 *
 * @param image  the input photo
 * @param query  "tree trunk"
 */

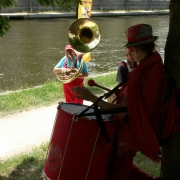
xmin=161 ymin=0 xmax=180 ymax=179
xmin=164 ymin=0 xmax=180 ymax=90
xmin=161 ymin=131 xmax=180 ymax=179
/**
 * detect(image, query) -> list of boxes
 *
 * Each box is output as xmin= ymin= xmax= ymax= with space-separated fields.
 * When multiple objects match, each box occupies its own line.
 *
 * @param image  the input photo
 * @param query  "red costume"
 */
xmin=107 ymin=52 xmax=180 ymax=180
xmin=63 ymin=58 xmax=84 ymax=104
xmin=63 ymin=78 xmax=84 ymax=104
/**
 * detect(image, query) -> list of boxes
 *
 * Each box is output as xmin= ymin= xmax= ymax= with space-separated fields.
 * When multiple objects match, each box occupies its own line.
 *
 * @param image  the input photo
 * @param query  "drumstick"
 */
xmin=88 ymin=79 xmax=111 ymax=92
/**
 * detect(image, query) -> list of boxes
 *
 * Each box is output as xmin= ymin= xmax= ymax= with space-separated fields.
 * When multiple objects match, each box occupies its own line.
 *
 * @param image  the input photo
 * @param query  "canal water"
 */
xmin=0 ymin=15 xmax=169 ymax=92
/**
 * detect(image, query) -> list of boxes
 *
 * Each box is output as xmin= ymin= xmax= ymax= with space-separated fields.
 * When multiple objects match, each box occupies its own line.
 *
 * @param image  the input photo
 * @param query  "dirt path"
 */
xmin=0 ymin=101 xmax=92 ymax=160
xmin=0 ymin=104 xmax=57 ymax=160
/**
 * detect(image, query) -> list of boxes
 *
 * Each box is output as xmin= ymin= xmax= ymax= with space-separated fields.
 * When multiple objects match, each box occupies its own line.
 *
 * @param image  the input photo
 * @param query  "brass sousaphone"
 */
xmin=56 ymin=18 xmax=101 ymax=83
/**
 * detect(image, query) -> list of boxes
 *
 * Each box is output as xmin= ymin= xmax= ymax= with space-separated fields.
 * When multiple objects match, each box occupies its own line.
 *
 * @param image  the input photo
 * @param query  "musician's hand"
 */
xmin=78 ymin=54 xmax=83 ymax=60
xmin=60 ymin=68 xmax=76 ymax=75
xmin=60 ymin=67 xmax=68 ymax=74
xmin=71 ymin=68 xmax=77 ymax=73
xmin=71 ymin=86 xmax=97 ymax=102
xmin=53 ymin=67 xmax=67 ymax=75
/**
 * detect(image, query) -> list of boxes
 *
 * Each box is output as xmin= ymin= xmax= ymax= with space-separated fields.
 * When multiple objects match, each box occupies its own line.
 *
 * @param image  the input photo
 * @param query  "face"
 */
xmin=128 ymin=46 xmax=140 ymax=63
xmin=66 ymin=49 xmax=76 ymax=59
xmin=126 ymin=51 xmax=135 ymax=63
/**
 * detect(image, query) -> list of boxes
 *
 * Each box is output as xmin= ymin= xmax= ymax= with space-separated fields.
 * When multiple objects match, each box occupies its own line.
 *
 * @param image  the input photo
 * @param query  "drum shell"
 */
xmin=43 ymin=103 xmax=118 ymax=180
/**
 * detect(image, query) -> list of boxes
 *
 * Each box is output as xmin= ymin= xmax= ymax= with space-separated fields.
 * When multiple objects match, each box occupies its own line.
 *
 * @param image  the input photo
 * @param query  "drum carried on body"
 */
xmin=42 ymin=103 xmax=118 ymax=180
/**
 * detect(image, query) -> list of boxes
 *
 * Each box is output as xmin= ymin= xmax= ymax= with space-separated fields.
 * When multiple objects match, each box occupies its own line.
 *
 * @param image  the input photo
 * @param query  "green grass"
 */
xmin=0 ymin=73 xmax=117 ymax=117
xmin=134 ymin=152 xmax=160 ymax=177
xmin=0 ymin=143 xmax=160 ymax=179
xmin=0 ymin=143 xmax=48 ymax=180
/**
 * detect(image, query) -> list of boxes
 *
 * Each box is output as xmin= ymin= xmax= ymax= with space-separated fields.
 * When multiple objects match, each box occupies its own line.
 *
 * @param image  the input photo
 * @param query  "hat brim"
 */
xmin=123 ymin=36 xmax=158 ymax=47
xmin=65 ymin=48 xmax=74 ymax=51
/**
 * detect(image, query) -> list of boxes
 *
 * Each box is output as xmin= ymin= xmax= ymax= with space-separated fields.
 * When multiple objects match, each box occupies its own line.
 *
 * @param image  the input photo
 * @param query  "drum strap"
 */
xmin=78 ymin=107 xmax=127 ymax=117
xmin=83 ymin=106 xmax=127 ymax=142
xmin=93 ymin=103 xmax=111 ymax=142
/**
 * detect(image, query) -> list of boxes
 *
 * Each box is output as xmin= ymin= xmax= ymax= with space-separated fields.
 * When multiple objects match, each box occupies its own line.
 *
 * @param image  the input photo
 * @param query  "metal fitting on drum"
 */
xmin=72 ymin=114 xmax=79 ymax=122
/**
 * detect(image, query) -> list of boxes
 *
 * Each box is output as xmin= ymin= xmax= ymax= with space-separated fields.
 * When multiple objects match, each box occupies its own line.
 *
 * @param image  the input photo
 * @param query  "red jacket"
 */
xmin=120 ymin=52 xmax=180 ymax=162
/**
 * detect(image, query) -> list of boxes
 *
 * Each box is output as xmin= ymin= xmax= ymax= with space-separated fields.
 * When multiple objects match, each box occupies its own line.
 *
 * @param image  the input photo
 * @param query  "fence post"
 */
xmin=29 ymin=0 xmax=33 ymax=12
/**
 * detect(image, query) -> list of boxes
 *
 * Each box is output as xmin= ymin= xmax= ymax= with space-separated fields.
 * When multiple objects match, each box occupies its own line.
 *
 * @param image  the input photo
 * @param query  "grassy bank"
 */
xmin=0 ymin=73 xmax=117 ymax=117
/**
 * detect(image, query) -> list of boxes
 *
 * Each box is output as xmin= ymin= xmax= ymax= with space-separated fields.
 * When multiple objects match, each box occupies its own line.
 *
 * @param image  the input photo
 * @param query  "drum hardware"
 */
xmin=72 ymin=113 xmax=79 ymax=122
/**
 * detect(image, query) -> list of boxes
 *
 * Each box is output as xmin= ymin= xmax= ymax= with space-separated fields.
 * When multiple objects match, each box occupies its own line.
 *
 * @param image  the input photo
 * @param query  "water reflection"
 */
xmin=0 ymin=15 xmax=169 ymax=92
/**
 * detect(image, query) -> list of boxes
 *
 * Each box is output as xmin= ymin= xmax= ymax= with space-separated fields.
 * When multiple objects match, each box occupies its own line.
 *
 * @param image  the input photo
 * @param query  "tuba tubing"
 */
xmin=56 ymin=52 xmax=91 ymax=84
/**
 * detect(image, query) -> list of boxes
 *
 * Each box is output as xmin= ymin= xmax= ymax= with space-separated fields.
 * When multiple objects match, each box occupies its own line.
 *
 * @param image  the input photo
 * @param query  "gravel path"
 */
xmin=0 ymin=101 xmax=92 ymax=160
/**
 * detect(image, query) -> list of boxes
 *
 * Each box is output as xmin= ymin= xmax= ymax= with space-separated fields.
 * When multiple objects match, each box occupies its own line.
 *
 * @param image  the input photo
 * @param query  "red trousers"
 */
xmin=63 ymin=78 xmax=84 ymax=104
xmin=106 ymin=120 xmax=156 ymax=180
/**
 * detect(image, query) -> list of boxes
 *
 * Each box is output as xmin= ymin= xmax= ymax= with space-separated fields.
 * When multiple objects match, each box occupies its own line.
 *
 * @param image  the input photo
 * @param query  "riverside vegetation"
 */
xmin=0 ymin=72 xmax=160 ymax=179
xmin=0 ymin=73 xmax=117 ymax=117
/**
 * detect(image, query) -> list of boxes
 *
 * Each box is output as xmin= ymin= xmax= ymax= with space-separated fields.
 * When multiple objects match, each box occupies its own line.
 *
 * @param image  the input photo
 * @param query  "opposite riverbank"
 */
xmin=0 ymin=9 xmax=169 ymax=19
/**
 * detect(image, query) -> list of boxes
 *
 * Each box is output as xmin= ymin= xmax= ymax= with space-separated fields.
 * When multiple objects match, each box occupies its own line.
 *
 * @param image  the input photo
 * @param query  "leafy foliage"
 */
xmin=0 ymin=0 xmax=17 ymax=36
xmin=37 ymin=0 xmax=81 ymax=11
xmin=0 ymin=17 xmax=11 ymax=37
xmin=0 ymin=0 xmax=17 ymax=8
xmin=0 ymin=0 xmax=81 ymax=36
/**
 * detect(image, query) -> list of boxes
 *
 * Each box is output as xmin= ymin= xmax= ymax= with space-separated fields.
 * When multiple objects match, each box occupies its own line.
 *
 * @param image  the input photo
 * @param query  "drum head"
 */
xmin=60 ymin=103 xmax=113 ymax=121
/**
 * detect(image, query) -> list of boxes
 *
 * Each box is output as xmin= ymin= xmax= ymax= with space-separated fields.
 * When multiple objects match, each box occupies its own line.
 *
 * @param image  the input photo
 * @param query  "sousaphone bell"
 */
xmin=56 ymin=18 xmax=101 ymax=83
xmin=69 ymin=18 xmax=101 ymax=53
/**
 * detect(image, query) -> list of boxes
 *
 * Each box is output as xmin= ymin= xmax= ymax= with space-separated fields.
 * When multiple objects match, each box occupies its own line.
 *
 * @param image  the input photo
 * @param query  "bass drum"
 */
xmin=42 ymin=103 xmax=118 ymax=180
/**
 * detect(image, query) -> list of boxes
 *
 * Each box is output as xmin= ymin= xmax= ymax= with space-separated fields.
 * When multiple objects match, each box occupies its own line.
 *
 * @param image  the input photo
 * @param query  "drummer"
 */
xmin=72 ymin=24 xmax=180 ymax=179
xmin=53 ymin=45 xmax=88 ymax=104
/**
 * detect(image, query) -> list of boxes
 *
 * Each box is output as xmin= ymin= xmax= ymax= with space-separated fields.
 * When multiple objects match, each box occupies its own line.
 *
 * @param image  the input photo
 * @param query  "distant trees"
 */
xmin=0 ymin=0 xmax=81 ymax=36
xmin=37 ymin=0 xmax=80 ymax=10
xmin=0 ymin=0 xmax=17 ymax=36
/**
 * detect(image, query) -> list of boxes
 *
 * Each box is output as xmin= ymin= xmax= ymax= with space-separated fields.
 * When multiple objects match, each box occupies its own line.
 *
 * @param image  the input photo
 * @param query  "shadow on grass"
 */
xmin=0 ymin=156 xmax=45 ymax=180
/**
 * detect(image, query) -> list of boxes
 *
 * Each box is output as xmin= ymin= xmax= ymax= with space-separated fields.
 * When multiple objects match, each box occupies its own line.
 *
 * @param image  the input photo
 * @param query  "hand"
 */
xmin=71 ymin=68 xmax=77 ymax=73
xmin=60 ymin=68 xmax=76 ymax=75
xmin=71 ymin=86 xmax=96 ymax=102
xmin=60 ymin=67 xmax=68 ymax=74
xmin=78 ymin=54 xmax=83 ymax=60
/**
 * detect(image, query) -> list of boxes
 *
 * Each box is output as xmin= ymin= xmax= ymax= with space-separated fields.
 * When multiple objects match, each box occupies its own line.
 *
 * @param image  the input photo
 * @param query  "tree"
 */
xmin=37 ymin=0 xmax=81 ymax=10
xmin=161 ymin=0 xmax=180 ymax=179
xmin=0 ymin=0 xmax=81 ymax=36
xmin=0 ymin=0 xmax=17 ymax=36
